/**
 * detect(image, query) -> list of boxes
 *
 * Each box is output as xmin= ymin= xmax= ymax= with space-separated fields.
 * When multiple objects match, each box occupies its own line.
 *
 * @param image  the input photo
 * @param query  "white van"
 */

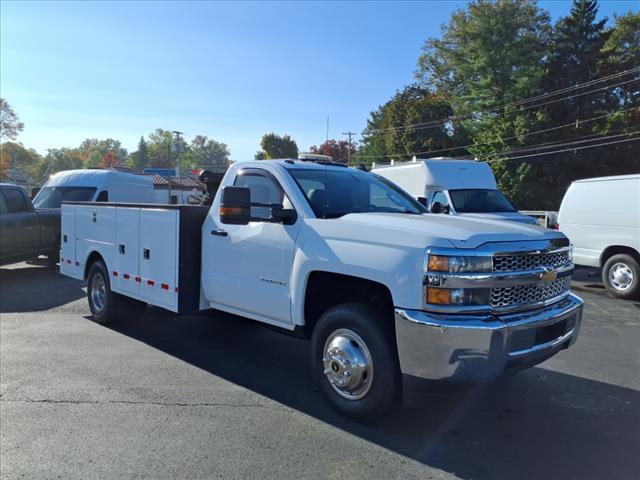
xmin=33 ymin=169 xmax=202 ymax=208
xmin=374 ymin=158 xmax=537 ymax=225
xmin=558 ymin=174 xmax=640 ymax=299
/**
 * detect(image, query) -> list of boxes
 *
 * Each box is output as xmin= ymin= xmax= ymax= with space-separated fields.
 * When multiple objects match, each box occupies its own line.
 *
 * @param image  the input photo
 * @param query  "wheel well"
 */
xmin=600 ymin=246 xmax=640 ymax=266
xmin=303 ymin=271 xmax=394 ymax=338
xmin=84 ymin=251 xmax=105 ymax=279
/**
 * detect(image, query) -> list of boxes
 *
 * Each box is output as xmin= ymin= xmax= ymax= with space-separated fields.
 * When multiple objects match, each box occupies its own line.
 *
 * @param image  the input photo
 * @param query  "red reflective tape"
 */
xmin=123 ymin=273 xmax=130 ymax=280
xmin=147 ymin=280 xmax=155 ymax=286
xmin=113 ymin=271 xmax=118 ymax=277
xmin=161 ymin=283 xmax=169 ymax=290
xmin=135 ymin=276 xmax=141 ymax=283
xmin=174 ymin=286 xmax=179 ymax=293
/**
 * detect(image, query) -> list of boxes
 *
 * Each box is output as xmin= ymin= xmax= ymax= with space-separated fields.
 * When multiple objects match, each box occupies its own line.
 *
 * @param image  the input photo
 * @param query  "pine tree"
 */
xmin=136 ymin=136 xmax=148 ymax=171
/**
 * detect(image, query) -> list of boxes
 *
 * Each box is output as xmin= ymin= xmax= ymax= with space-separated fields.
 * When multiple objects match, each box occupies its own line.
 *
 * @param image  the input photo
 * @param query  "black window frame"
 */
xmin=233 ymin=168 xmax=297 ymax=224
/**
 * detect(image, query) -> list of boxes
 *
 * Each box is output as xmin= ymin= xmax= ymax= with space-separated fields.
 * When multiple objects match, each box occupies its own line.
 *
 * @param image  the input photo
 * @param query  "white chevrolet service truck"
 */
xmin=60 ymin=160 xmax=583 ymax=419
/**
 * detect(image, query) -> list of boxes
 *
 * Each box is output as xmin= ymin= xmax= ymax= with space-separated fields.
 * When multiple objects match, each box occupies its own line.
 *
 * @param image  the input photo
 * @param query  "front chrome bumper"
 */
xmin=395 ymin=293 xmax=583 ymax=382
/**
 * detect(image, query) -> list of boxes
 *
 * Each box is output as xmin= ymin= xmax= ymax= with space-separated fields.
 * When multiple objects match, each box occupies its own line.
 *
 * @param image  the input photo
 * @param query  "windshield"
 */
xmin=449 ymin=189 xmax=516 ymax=213
xmin=288 ymin=168 xmax=426 ymax=219
xmin=33 ymin=186 xmax=97 ymax=208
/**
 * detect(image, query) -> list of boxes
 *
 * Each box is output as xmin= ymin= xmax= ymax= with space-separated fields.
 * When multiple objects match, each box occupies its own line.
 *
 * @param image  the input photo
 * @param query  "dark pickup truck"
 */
xmin=0 ymin=183 xmax=60 ymax=267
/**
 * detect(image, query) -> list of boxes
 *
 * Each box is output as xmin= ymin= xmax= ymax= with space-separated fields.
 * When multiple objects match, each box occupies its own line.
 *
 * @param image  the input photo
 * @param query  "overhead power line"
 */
xmin=355 ymin=106 xmax=639 ymax=159
xmin=484 ymin=135 xmax=640 ymax=163
xmin=364 ymin=67 xmax=640 ymax=134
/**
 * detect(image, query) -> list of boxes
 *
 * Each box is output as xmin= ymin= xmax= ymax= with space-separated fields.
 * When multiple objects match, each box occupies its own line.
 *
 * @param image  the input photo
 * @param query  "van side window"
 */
xmin=431 ymin=191 xmax=450 ymax=211
xmin=2 ymin=189 xmax=29 ymax=213
xmin=96 ymin=190 xmax=109 ymax=202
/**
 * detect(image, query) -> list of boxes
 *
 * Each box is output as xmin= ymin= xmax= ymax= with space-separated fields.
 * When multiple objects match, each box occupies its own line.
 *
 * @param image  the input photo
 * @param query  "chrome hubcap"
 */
xmin=609 ymin=263 xmax=634 ymax=291
xmin=322 ymin=328 xmax=373 ymax=400
xmin=90 ymin=272 xmax=106 ymax=313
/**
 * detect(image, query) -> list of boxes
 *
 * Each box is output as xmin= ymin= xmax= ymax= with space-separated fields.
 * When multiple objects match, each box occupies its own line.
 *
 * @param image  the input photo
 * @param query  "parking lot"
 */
xmin=1 ymin=262 xmax=639 ymax=480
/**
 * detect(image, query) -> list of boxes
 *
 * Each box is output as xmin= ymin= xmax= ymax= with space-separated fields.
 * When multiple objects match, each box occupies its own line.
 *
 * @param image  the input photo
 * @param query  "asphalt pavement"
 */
xmin=1 ymin=262 xmax=639 ymax=480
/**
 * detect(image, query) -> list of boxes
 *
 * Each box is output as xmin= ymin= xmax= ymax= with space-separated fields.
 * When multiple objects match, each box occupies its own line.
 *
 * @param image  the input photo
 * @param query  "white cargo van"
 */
xmin=374 ymin=158 xmax=538 ymax=225
xmin=33 ymin=169 xmax=203 ymax=208
xmin=558 ymin=174 xmax=640 ymax=299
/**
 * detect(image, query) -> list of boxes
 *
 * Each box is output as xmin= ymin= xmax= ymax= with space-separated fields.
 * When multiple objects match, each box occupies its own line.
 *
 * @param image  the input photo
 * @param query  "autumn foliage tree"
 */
xmin=309 ymin=139 xmax=357 ymax=164
xmin=100 ymin=150 xmax=119 ymax=168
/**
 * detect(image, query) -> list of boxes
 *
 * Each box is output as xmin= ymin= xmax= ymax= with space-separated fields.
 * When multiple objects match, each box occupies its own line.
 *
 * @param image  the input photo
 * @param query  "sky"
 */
xmin=1 ymin=0 xmax=636 ymax=162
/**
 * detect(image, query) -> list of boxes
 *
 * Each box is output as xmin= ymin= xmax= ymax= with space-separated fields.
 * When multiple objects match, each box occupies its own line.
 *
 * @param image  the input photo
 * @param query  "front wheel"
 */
xmin=310 ymin=303 xmax=402 ymax=421
xmin=602 ymin=254 xmax=640 ymax=300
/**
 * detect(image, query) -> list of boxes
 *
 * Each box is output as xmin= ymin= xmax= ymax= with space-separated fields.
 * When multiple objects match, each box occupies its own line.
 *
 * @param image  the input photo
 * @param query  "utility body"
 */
xmin=60 ymin=160 xmax=583 ymax=418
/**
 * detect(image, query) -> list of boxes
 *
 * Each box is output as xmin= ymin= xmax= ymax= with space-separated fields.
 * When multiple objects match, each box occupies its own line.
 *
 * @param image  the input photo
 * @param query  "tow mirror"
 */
xmin=220 ymin=186 xmax=251 ymax=225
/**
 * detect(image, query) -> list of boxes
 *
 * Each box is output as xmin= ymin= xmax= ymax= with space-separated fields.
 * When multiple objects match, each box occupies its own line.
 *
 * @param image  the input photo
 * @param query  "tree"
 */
xmin=75 ymin=138 xmax=127 ymax=168
xmin=0 ymin=142 xmax=44 ymax=181
xmin=0 ymin=98 xmax=24 ymax=141
xmin=357 ymin=85 xmax=455 ymax=164
xmin=309 ymin=139 xmax=357 ymax=164
xmin=415 ymin=0 xmax=553 ymax=208
xmin=134 ymin=136 xmax=149 ymax=171
xmin=188 ymin=135 xmax=230 ymax=172
xmin=146 ymin=129 xmax=174 ymax=168
xmin=100 ymin=151 xmax=119 ymax=168
xmin=39 ymin=149 xmax=84 ymax=178
xmin=256 ymin=133 xmax=298 ymax=159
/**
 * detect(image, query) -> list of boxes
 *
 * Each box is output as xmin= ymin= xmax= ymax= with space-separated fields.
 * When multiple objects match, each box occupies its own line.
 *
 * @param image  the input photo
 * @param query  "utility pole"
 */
xmin=342 ymin=131 xmax=356 ymax=166
xmin=172 ymin=131 xmax=184 ymax=178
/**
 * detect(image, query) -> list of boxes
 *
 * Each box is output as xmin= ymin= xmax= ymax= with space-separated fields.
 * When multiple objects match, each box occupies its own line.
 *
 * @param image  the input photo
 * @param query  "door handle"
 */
xmin=210 ymin=230 xmax=228 ymax=237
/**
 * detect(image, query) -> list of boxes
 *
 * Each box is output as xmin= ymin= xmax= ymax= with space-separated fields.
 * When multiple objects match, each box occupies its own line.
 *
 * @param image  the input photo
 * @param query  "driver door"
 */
xmin=203 ymin=168 xmax=301 ymax=325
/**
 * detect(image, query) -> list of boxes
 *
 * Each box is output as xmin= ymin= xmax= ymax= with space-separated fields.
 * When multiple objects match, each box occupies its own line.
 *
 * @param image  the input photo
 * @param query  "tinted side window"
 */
xmin=3 ymin=189 xmax=29 ymax=213
xmin=234 ymin=171 xmax=290 ymax=220
xmin=431 ymin=191 xmax=449 ymax=210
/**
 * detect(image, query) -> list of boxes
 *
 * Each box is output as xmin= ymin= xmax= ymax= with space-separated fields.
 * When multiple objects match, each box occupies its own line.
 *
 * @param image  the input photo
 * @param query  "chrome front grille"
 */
xmin=490 ymin=276 xmax=570 ymax=309
xmin=493 ymin=250 xmax=570 ymax=273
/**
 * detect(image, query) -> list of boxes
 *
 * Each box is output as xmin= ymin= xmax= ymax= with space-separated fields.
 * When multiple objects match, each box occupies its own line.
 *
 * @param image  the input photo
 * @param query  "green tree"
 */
xmin=0 ymin=98 xmax=24 ymax=141
xmin=131 ymin=136 xmax=149 ymax=171
xmin=187 ymin=135 xmax=230 ymax=172
xmin=358 ymin=85 xmax=455 ymax=164
xmin=416 ymin=0 xmax=553 ymax=208
xmin=76 ymin=138 xmax=127 ymax=168
xmin=146 ymin=129 xmax=175 ymax=168
xmin=256 ymin=133 xmax=298 ymax=159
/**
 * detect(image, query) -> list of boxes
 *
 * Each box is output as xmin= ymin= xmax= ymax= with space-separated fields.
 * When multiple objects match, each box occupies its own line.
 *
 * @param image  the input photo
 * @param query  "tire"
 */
xmin=87 ymin=260 xmax=147 ymax=324
xmin=310 ymin=302 xmax=402 ymax=421
xmin=602 ymin=254 xmax=640 ymax=300
xmin=87 ymin=260 xmax=117 ymax=324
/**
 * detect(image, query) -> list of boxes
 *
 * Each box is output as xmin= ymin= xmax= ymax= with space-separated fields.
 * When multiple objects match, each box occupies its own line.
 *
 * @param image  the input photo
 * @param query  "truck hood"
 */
xmin=339 ymin=212 xmax=562 ymax=249
xmin=459 ymin=211 xmax=538 ymax=225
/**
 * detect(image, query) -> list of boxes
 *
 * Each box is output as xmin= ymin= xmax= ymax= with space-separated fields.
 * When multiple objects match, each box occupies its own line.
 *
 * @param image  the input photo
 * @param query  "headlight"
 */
xmin=426 ymin=254 xmax=492 ymax=273
xmin=426 ymin=287 xmax=490 ymax=306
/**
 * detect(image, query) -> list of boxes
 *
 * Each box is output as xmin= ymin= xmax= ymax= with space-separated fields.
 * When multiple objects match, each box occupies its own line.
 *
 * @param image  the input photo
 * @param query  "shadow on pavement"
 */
xmin=102 ymin=308 xmax=639 ymax=480
xmin=0 ymin=263 xmax=85 ymax=312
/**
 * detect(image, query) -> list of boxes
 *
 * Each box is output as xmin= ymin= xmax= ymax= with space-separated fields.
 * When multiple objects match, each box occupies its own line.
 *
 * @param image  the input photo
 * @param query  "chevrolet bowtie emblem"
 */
xmin=541 ymin=269 xmax=557 ymax=283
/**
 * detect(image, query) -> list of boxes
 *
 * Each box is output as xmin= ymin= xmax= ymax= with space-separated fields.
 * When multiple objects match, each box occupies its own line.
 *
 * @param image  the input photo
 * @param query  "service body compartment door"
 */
xmin=60 ymin=205 xmax=79 ymax=278
xmin=115 ymin=207 xmax=140 ymax=296
xmin=75 ymin=205 xmax=116 ymax=273
xmin=139 ymin=209 xmax=178 ymax=310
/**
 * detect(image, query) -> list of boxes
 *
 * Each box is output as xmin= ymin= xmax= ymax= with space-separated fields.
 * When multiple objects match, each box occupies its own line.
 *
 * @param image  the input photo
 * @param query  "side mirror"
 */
xmin=417 ymin=197 xmax=428 ymax=206
xmin=220 ymin=186 xmax=251 ymax=225
xmin=431 ymin=201 xmax=445 ymax=214
xmin=271 ymin=204 xmax=297 ymax=225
